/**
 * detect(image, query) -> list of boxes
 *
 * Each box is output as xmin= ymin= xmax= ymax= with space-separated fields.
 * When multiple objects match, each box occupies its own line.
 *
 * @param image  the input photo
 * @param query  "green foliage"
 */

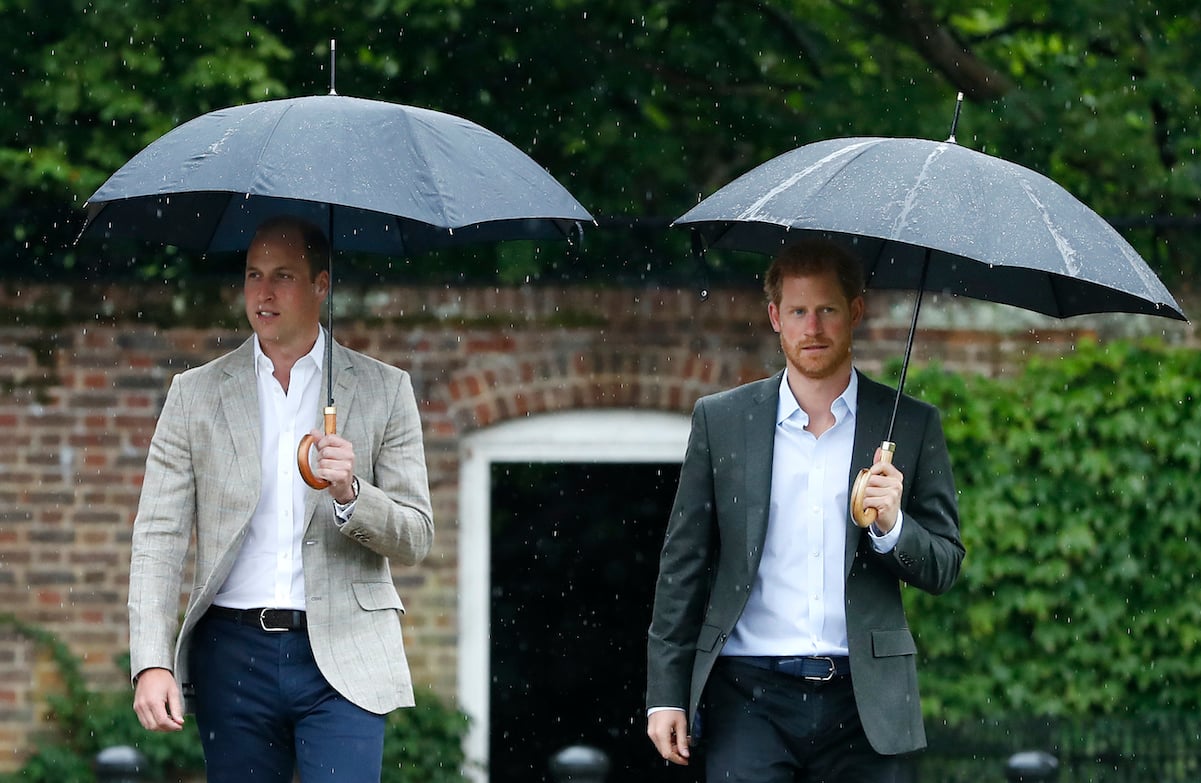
xmin=903 ymin=339 xmax=1201 ymax=722
xmin=0 ymin=618 xmax=204 ymax=783
xmin=17 ymin=690 xmax=206 ymax=783
xmin=0 ymin=617 xmax=468 ymax=782
xmin=2 ymin=1 xmax=1198 ymax=284
xmin=381 ymin=692 xmax=472 ymax=783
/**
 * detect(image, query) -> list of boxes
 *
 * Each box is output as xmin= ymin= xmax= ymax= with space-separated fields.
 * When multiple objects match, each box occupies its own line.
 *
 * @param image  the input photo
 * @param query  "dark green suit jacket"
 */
xmin=646 ymin=369 xmax=964 ymax=755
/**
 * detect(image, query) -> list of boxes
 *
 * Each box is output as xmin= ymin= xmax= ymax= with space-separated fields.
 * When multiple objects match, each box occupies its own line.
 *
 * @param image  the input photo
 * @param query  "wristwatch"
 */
xmin=333 ymin=477 xmax=360 ymax=521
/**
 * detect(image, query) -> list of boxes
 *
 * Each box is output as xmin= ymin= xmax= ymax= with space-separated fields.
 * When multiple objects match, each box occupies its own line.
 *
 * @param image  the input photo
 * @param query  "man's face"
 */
xmin=243 ymin=228 xmax=328 ymax=357
xmin=768 ymin=270 xmax=864 ymax=382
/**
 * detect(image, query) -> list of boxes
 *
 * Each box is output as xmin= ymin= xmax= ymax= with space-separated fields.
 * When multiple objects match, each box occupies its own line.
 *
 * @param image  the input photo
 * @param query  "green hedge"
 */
xmin=901 ymin=339 xmax=1201 ymax=720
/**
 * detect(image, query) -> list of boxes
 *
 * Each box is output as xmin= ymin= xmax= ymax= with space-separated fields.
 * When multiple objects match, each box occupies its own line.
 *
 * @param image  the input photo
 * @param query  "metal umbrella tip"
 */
xmin=946 ymin=92 xmax=965 ymax=144
xmin=329 ymin=39 xmax=338 ymax=96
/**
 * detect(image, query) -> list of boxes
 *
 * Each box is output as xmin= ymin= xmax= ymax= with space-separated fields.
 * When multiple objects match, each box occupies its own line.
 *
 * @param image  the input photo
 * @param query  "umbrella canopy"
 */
xmin=673 ymin=132 xmax=1187 ymax=527
xmin=79 ymin=94 xmax=594 ymax=254
xmin=79 ymin=92 xmax=593 ymax=489
xmin=675 ymin=135 xmax=1185 ymax=322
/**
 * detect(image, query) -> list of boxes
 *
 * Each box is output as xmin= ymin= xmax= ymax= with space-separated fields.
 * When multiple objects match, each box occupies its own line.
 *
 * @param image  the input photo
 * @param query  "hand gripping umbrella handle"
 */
xmin=850 ymin=441 xmax=896 ymax=528
xmin=297 ymin=406 xmax=337 ymax=490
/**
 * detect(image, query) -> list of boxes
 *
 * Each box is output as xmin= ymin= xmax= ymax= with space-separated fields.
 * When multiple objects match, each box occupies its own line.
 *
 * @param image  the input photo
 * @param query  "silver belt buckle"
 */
xmin=804 ymin=656 xmax=837 ymax=681
xmin=259 ymin=608 xmax=288 ymax=632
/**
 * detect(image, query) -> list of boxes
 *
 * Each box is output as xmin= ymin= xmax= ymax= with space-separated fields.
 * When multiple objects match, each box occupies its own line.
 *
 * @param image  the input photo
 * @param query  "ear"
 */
xmin=313 ymin=269 xmax=331 ymax=299
xmin=768 ymin=302 xmax=782 ymax=333
xmin=849 ymin=295 xmax=865 ymax=328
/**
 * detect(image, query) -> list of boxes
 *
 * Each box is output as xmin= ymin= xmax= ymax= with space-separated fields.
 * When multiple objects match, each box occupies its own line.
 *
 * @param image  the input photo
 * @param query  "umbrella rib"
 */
xmin=397 ymin=112 xmax=456 ymax=230
xmin=193 ymin=193 xmax=239 ymax=252
xmin=188 ymin=102 xmax=300 ymax=252
xmin=1017 ymin=177 xmax=1082 ymax=278
xmin=249 ymin=102 xmax=301 ymax=197
xmin=891 ymin=144 xmax=951 ymax=239
xmin=736 ymin=140 xmax=875 ymax=223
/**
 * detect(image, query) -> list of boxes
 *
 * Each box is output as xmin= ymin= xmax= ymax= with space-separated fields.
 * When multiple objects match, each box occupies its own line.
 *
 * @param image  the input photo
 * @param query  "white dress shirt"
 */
xmin=213 ymin=330 xmax=325 ymax=611
xmin=723 ymin=370 xmax=902 ymax=658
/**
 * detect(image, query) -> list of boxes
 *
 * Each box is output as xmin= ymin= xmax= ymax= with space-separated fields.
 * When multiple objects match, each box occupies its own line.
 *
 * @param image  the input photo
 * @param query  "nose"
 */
xmin=247 ymin=278 xmax=273 ymax=301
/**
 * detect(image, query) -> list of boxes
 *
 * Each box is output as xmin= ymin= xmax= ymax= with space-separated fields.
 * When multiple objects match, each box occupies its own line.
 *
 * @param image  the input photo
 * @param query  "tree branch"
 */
xmin=745 ymin=0 xmax=825 ymax=82
xmin=872 ymin=0 xmax=1014 ymax=101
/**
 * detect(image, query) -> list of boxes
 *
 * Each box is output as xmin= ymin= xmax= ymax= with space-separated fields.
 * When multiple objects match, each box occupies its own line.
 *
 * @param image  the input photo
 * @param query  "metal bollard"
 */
xmin=1005 ymin=750 xmax=1059 ymax=782
xmin=94 ymin=745 xmax=148 ymax=783
xmin=548 ymin=745 xmax=610 ymax=783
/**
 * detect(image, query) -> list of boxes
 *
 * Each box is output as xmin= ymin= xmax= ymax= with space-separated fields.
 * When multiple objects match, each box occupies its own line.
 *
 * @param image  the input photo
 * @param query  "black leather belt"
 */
xmin=724 ymin=655 xmax=850 ymax=681
xmin=208 ymin=606 xmax=307 ymax=632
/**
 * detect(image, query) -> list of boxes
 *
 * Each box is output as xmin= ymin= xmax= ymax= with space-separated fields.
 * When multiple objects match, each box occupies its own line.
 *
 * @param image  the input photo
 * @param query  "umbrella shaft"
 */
xmin=326 ymin=290 xmax=334 ymax=405
xmin=326 ymin=212 xmax=335 ymax=406
xmin=886 ymin=249 xmax=931 ymax=441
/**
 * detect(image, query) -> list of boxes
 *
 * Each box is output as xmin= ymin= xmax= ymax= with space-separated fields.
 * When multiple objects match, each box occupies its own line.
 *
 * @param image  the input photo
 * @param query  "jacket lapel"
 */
xmin=745 ymin=371 xmax=782 ymax=572
xmin=220 ymin=340 xmax=262 ymax=502
xmin=329 ymin=341 xmax=359 ymax=429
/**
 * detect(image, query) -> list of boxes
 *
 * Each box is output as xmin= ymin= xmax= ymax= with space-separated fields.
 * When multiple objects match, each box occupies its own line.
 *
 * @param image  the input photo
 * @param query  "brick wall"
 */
xmin=0 ymin=280 xmax=1193 ymax=770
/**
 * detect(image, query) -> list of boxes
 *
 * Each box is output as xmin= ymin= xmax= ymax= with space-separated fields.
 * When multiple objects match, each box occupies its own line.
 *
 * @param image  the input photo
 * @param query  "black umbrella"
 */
xmin=80 ymin=90 xmax=594 ymax=488
xmin=674 ymin=101 xmax=1187 ymax=525
xmin=79 ymin=94 xmax=593 ymax=255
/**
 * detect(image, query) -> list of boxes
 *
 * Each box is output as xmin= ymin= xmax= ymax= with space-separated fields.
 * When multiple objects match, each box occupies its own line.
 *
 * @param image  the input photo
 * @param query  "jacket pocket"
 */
xmin=695 ymin=624 xmax=725 ymax=652
xmin=353 ymin=581 xmax=405 ymax=614
xmin=871 ymin=628 xmax=916 ymax=658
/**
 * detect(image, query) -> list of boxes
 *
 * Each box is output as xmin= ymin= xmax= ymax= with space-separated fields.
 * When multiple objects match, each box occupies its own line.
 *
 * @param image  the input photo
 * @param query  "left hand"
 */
xmin=309 ymin=428 xmax=357 ymax=503
xmin=863 ymin=446 xmax=904 ymax=532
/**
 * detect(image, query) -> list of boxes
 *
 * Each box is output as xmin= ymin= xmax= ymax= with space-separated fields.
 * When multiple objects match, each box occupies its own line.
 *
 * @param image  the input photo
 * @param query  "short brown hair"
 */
xmin=763 ymin=238 xmax=865 ymax=305
xmin=253 ymin=216 xmax=330 ymax=279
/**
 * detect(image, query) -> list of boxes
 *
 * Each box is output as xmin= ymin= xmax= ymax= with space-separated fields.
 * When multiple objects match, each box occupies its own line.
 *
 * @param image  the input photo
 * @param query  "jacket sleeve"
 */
xmin=645 ymin=399 xmax=718 ymax=710
xmin=335 ymin=367 xmax=434 ymax=565
xmin=878 ymin=403 xmax=964 ymax=595
xmin=127 ymin=375 xmax=196 ymax=678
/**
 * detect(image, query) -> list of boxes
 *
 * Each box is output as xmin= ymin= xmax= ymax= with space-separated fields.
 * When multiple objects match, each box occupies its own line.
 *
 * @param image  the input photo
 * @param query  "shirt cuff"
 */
xmin=647 ymin=706 xmax=686 ymax=717
xmin=868 ymin=510 xmax=904 ymax=553
xmin=333 ymin=499 xmax=356 ymax=524
xmin=332 ymin=478 xmax=360 ymax=524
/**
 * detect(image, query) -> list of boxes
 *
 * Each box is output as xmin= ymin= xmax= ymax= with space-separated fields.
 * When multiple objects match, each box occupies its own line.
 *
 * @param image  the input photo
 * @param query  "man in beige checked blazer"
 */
xmin=128 ymin=216 xmax=433 ymax=782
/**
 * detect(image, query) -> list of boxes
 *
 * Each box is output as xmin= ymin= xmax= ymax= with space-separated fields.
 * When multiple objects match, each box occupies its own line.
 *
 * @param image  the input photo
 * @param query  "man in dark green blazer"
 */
xmin=646 ymin=239 xmax=964 ymax=781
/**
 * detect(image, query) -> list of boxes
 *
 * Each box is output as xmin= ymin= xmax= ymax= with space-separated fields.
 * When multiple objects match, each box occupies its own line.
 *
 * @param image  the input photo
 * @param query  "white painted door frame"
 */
xmin=457 ymin=409 xmax=690 ymax=782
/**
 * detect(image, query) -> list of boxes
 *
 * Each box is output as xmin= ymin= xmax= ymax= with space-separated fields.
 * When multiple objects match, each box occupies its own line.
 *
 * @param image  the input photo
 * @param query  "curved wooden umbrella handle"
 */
xmin=297 ymin=406 xmax=337 ymax=490
xmin=850 ymin=440 xmax=895 ymax=528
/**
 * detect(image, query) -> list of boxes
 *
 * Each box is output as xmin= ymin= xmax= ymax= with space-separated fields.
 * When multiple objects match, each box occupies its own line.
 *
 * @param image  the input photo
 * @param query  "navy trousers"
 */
xmin=702 ymin=658 xmax=915 ymax=783
xmin=189 ymin=612 xmax=386 ymax=782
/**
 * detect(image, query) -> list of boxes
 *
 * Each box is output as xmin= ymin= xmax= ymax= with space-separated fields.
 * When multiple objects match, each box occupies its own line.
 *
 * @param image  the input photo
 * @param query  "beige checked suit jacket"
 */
xmin=128 ymin=337 xmax=433 ymax=714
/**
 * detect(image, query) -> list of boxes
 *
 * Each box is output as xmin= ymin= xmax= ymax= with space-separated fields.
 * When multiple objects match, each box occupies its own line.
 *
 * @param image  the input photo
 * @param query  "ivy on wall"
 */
xmin=903 ymin=339 xmax=1201 ymax=721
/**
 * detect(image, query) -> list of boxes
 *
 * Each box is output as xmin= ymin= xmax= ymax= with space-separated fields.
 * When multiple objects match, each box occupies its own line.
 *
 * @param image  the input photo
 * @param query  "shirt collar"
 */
xmin=776 ymin=368 xmax=859 ymax=426
xmin=252 ymin=328 xmax=326 ymax=376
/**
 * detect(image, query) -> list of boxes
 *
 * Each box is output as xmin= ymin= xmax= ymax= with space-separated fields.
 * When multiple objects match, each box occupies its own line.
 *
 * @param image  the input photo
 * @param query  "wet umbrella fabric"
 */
xmin=674 ymin=134 xmax=1186 ymax=527
xmin=675 ymin=136 xmax=1185 ymax=321
xmin=79 ymin=94 xmax=593 ymax=254
xmin=79 ymin=93 xmax=593 ymax=489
